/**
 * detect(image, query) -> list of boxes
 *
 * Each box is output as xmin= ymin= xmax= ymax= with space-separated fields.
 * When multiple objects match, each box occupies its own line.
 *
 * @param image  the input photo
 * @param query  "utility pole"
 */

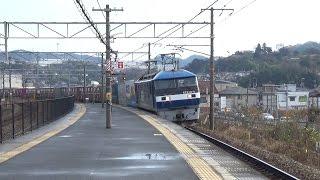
xmin=209 ymin=8 xmax=215 ymax=130
xmin=1 ymin=70 xmax=4 ymax=100
xmin=4 ymin=22 xmax=11 ymax=102
xmin=93 ymin=5 xmax=123 ymax=129
xmin=202 ymin=8 xmax=234 ymax=131
xmin=101 ymin=53 xmax=105 ymax=108
xmin=83 ymin=62 xmax=86 ymax=102
xmin=148 ymin=42 xmax=151 ymax=74
xmin=36 ymin=54 xmax=39 ymax=88
xmin=68 ymin=70 xmax=71 ymax=95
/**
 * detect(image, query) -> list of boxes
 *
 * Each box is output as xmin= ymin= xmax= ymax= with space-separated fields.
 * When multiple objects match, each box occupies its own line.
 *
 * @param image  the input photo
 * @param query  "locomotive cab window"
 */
xmin=177 ymin=77 xmax=197 ymax=88
xmin=154 ymin=79 xmax=176 ymax=89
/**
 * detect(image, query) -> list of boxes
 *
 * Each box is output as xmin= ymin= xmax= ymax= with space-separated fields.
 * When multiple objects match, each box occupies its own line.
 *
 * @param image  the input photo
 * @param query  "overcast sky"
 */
xmin=0 ymin=0 xmax=320 ymax=61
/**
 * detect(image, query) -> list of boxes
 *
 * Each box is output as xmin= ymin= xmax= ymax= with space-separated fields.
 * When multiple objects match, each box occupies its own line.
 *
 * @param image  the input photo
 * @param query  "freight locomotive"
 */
xmin=135 ymin=69 xmax=200 ymax=121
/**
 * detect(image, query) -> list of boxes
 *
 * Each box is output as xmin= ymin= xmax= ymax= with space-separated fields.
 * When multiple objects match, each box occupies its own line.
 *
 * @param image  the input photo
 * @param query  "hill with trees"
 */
xmin=184 ymin=41 xmax=320 ymax=89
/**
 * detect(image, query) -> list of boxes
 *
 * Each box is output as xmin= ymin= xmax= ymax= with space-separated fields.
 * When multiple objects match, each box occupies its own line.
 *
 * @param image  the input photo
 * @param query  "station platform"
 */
xmin=0 ymin=104 xmax=198 ymax=180
xmin=0 ymin=103 xmax=267 ymax=180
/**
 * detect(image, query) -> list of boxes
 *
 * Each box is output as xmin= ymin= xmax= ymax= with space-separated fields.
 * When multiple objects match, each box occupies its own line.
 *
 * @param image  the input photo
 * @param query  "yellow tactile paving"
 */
xmin=122 ymin=108 xmax=222 ymax=180
xmin=0 ymin=104 xmax=86 ymax=164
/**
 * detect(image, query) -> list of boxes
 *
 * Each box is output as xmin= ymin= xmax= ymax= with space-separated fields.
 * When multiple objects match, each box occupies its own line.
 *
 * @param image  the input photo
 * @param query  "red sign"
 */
xmin=118 ymin=61 xmax=124 ymax=69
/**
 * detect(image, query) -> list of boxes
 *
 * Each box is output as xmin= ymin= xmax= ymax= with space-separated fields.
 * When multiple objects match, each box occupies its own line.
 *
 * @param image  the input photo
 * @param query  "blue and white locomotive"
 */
xmin=135 ymin=69 xmax=200 ymax=121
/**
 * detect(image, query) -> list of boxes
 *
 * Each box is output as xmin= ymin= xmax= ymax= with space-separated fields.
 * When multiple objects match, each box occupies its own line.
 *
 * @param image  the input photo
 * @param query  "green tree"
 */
xmin=254 ymin=43 xmax=262 ymax=58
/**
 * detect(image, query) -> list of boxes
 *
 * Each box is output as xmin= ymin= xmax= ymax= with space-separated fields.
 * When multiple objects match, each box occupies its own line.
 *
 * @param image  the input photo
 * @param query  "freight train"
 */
xmin=134 ymin=69 xmax=200 ymax=121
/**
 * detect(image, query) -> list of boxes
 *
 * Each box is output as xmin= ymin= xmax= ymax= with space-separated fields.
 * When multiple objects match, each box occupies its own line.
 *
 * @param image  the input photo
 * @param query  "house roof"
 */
xmin=198 ymin=80 xmax=219 ymax=94
xmin=219 ymin=87 xmax=257 ymax=95
xmin=215 ymin=80 xmax=237 ymax=85
xmin=309 ymin=88 xmax=320 ymax=97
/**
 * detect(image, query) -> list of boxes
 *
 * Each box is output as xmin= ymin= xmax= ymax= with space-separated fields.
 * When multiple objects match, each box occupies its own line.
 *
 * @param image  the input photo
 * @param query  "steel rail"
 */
xmin=184 ymin=126 xmax=298 ymax=180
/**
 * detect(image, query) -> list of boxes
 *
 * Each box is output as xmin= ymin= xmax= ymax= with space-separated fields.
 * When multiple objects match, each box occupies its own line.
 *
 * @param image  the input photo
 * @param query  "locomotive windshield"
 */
xmin=155 ymin=77 xmax=197 ymax=90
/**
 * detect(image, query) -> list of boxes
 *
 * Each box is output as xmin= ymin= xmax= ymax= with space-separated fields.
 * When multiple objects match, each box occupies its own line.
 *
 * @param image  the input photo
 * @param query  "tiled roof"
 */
xmin=198 ymin=80 xmax=218 ymax=94
xmin=219 ymin=87 xmax=257 ymax=95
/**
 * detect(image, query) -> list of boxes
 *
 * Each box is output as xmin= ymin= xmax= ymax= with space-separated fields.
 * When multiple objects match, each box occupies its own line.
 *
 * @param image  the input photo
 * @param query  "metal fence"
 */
xmin=0 ymin=96 xmax=75 ymax=143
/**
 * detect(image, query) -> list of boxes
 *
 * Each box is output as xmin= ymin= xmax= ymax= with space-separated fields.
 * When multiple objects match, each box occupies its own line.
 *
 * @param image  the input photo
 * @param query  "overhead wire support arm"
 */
xmin=0 ymin=21 xmax=210 ymax=39
xmin=167 ymin=44 xmax=210 ymax=47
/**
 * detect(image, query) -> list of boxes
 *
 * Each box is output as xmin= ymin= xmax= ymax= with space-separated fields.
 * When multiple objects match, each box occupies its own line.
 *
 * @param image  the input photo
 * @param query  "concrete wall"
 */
xmin=223 ymin=94 xmax=257 ymax=109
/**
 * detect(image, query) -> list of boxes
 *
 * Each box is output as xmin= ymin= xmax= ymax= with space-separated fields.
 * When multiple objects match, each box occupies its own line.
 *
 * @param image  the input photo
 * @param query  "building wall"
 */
xmin=262 ymin=93 xmax=277 ymax=113
xmin=223 ymin=94 xmax=257 ymax=109
xmin=0 ymin=74 xmax=23 ymax=89
xmin=276 ymin=91 xmax=309 ymax=110
xmin=310 ymin=97 xmax=320 ymax=108
xmin=215 ymin=83 xmax=238 ymax=92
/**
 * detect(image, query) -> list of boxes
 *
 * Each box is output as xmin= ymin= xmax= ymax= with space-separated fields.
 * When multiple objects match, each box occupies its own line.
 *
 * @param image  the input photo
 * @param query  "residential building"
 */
xmin=259 ymin=84 xmax=281 ymax=113
xmin=198 ymin=80 xmax=219 ymax=108
xmin=215 ymin=80 xmax=238 ymax=92
xmin=219 ymin=86 xmax=258 ymax=110
xmin=0 ymin=74 xmax=23 ymax=89
xmin=276 ymin=84 xmax=309 ymax=110
xmin=309 ymin=88 xmax=320 ymax=108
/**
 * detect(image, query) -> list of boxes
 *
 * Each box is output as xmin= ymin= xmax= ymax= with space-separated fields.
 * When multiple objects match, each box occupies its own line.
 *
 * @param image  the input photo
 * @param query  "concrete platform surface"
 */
xmin=0 ymin=104 xmax=198 ymax=180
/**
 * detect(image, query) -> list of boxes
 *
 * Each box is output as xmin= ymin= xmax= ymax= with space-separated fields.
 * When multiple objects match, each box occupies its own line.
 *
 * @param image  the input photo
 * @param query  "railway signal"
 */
xmin=117 ymin=61 xmax=124 ymax=69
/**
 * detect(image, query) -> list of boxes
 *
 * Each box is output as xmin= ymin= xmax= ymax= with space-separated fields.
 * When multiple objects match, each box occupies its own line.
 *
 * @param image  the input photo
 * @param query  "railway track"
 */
xmin=184 ymin=125 xmax=298 ymax=180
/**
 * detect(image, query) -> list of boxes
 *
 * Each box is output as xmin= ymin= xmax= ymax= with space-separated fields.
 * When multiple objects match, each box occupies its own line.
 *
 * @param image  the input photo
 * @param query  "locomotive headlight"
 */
xmin=161 ymin=96 xmax=170 ymax=101
xmin=187 ymin=94 xmax=196 ymax=99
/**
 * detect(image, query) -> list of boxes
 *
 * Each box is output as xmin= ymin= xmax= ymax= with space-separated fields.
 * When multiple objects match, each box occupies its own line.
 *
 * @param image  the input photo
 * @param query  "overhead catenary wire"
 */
xmin=121 ymin=0 xmax=240 ymax=62
xmin=163 ymin=0 xmax=257 ymax=59
xmin=96 ymin=0 xmax=106 ymax=19
xmin=219 ymin=0 xmax=257 ymax=23
xmin=73 ymin=0 xmax=106 ymax=45
xmin=118 ymin=0 xmax=221 ymax=60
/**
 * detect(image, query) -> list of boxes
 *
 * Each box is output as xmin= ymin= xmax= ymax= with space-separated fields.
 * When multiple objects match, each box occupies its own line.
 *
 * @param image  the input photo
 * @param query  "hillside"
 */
xmin=184 ymin=41 xmax=320 ymax=89
xmin=0 ymin=50 xmax=101 ymax=64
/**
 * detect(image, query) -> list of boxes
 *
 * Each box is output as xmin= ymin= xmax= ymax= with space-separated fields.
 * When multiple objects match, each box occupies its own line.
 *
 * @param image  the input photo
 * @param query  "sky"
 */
xmin=0 ymin=0 xmax=320 ymax=62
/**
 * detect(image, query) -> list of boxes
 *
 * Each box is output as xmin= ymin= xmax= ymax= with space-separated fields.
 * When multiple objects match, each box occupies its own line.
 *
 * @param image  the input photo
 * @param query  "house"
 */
xmin=309 ymin=88 xmax=320 ymax=108
xmin=259 ymin=84 xmax=281 ymax=113
xmin=197 ymin=80 xmax=219 ymax=108
xmin=219 ymin=86 xmax=258 ymax=110
xmin=215 ymin=80 xmax=238 ymax=92
xmin=0 ymin=74 xmax=23 ymax=89
xmin=276 ymin=84 xmax=309 ymax=110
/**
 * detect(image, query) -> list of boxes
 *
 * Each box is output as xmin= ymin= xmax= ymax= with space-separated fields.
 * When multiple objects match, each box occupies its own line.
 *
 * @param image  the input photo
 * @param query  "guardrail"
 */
xmin=0 ymin=96 xmax=75 ymax=143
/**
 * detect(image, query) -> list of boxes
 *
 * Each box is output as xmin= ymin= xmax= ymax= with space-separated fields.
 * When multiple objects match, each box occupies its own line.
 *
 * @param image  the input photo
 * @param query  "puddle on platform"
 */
xmin=59 ymin=135 xmax=72 ymax=138
xmin=123 ymin=165 xmax=167 ymax=169
xmin=104 ymin=153 xmax=180 ymax=161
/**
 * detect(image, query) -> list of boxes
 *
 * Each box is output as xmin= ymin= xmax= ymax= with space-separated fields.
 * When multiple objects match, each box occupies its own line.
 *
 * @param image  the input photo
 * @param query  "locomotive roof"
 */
xmin=153 ymin=69 xmax=196 ymax=80
xmin=135 ymin=69 xmax=196 ymax=83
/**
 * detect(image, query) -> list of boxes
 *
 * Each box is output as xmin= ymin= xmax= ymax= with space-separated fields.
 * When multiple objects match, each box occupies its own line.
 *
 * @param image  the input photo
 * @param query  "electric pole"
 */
xmin=101 ymin=53 xmax=105 ymax=108
xmin=4 ymin=21 xmax=11 ymax=102
xmin=202 ymin=8 xmax=234 ymax=131
xmin=83 ymin=62 xmax=86 ymax=102
xmin=93 ymin=5 xmax=123 ymax=129
xmin=148 ymin=42 xmax=151 ymax=74
xmin=36 ymin=54 xmax=40 ymax=88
